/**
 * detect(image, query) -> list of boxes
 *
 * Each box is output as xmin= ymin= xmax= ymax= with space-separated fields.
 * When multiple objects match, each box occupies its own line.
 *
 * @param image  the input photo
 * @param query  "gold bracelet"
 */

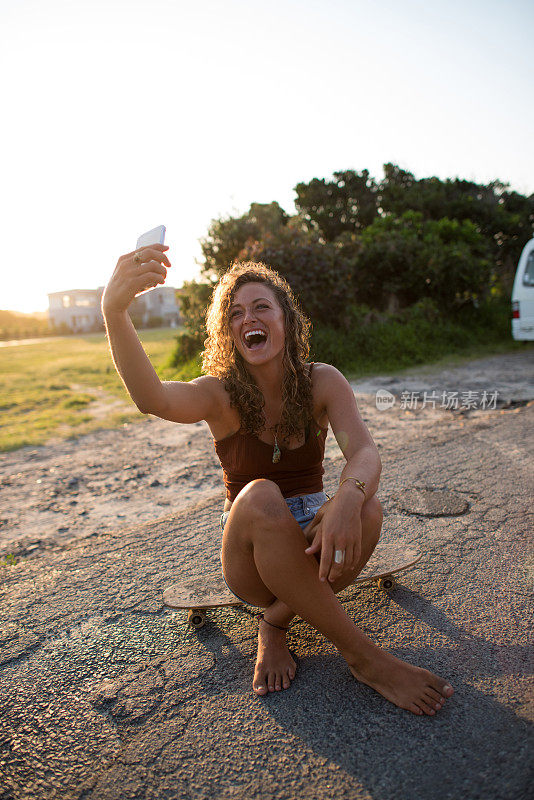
xmin=339 ymin=477 xmax=366 ymax=497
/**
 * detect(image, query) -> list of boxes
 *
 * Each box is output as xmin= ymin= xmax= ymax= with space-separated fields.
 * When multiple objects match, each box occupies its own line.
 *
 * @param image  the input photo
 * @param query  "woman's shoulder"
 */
xmin=309 ymin=362 xmax=351 ymax=404
xmin=190 ymin=374 xmax=231 ymax=404
xmin=307 ymin=362 xmax=341 ymax=426
xmin=190 ymin=375 xmax=239 ymax=438
xmin=309 ymin=361 xmax=345 ymax=382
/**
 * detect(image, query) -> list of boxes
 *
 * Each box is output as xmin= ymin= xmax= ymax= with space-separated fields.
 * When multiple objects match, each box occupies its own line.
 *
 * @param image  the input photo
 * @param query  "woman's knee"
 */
xmin=233 ymin=479 xmax=288 ymax=524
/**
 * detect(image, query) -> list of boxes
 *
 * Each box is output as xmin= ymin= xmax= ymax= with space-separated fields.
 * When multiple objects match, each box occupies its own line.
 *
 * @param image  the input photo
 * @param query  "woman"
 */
xmin=102 ymin=243 xmax=454 ymax=715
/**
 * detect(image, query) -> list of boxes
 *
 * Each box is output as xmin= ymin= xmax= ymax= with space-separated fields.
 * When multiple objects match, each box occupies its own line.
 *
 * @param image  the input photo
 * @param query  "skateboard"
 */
xmin=163 ymin=540 xmax=421 ymax=629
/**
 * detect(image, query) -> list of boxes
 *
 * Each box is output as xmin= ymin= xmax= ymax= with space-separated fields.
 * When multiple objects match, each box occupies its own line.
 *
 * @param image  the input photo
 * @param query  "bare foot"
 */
xmin=253 ymin=618 xmax=297 ymax=696
xmin=348 ymin=647 xmax=454 ymax=716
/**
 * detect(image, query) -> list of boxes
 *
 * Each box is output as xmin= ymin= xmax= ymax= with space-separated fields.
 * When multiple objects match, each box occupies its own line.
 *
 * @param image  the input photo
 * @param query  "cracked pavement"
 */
xmin=0 ymin=351 xmax=533 ymax=800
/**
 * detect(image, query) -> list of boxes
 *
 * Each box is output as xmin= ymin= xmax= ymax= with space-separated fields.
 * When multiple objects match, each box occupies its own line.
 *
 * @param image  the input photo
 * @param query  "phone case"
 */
xmin=134 ymin=225 xmax=167 ymax=298
xmin=136 ymin=225 xmax=166 ymax=249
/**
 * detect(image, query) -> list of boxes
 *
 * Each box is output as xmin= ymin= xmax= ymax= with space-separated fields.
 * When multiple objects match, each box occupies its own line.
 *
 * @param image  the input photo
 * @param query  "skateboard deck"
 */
xmin=163 ymin=539 xmax=421 ymax=629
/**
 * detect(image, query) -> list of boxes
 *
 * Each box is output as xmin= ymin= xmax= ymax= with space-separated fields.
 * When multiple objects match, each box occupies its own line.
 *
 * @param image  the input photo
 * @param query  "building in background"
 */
xmin=48 ymin=288 xmax=105 ymax=332
xmin=47 ymin=287 xmax=180 ymax=332
xmin=129 ymin=286 xmax=181 ymax=329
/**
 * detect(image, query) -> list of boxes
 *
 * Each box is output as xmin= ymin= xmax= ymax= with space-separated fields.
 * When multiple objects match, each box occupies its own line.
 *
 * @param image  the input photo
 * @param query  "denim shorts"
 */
xmin=219 ymin=490 xmax=329 ymax=603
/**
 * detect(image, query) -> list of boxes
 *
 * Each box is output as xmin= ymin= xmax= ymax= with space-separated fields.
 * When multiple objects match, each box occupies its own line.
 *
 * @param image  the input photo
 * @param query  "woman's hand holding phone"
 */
xmin=102 ymin=244 xmax=171 ymax=315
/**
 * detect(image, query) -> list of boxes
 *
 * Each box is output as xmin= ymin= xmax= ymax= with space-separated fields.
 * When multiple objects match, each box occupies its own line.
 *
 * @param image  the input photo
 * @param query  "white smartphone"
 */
xmin=134 ymin=225 xmax=167 ymax=297
xmin=136 ymin=224 xmax=166 ymax=249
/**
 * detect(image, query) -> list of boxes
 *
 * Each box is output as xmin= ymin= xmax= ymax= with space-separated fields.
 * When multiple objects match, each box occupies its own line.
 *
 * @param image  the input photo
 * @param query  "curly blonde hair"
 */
xmin=202 ymin=262 xmax=313 ymax=440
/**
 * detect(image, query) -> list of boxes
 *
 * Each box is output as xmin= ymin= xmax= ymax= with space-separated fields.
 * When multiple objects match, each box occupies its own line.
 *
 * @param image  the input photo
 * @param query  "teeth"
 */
xmin=244 ymin=329 xmax=266 ymax=340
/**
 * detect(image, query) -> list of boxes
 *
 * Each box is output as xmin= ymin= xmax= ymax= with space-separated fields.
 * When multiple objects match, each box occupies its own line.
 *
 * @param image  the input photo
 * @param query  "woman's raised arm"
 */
xmin=102 ymin=245 xmax=216 ymax=424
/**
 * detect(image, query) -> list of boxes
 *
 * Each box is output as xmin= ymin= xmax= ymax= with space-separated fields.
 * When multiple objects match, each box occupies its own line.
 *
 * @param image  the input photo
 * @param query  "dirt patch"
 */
xmin=0 ymin=350 xmax=532 ymax=557
xmin=69 ymin=383 xmax=132 ymax=420
xmin=350 ymin=349 xmax=534 ymax=406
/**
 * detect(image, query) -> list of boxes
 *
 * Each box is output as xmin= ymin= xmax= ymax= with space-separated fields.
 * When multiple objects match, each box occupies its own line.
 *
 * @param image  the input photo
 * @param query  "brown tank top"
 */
xmin=213 ymin=364 xmax=327 ymax=501
xmin=214 ymin=417 xmax=327 ymax=501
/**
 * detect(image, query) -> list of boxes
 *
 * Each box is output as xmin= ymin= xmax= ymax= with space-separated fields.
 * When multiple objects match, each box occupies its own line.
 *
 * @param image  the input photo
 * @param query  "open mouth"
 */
xmin=243 ymin=329 xmax=268 ymax=349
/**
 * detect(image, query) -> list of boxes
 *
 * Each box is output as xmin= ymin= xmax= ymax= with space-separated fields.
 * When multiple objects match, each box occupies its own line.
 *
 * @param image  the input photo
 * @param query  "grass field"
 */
xmin=1 ymin=324 xmax=530 ymax=453
xmin=0 ymin=328 xmax=180 ymax=452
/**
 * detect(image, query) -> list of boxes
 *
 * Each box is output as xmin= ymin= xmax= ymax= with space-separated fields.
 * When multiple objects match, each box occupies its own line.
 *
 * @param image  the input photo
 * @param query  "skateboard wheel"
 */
xmin=188 ymin=609 xmax=207 ymax=629
xmin=378 ymin=575 xmax=396 ymax=591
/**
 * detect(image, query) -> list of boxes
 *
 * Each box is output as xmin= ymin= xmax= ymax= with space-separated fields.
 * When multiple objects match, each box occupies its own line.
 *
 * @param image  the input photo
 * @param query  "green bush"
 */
xmin=163 ymin=352 xmax=203 ymax=381
xmin=164 ymin=291 xmax=519 ymax=382
xmin=167 ymin=331 xmax=204 ymax=367
xmin=168 ymin=280 xmax=214 ymax=367
xmin=164 ymin=160 xmax=533 ymax=380
xmin=310 ymin=296 xmax=515 ymax=375
xmin=163 ymin=296 xmax=518 ymax=383
xmin=355 ymin=212 xmax=492 ymax=311
xmin=244 ymin=235 xmax=354 ymax=327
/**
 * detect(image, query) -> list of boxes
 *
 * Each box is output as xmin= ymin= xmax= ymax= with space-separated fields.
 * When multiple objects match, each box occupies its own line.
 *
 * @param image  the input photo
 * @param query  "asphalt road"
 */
xmin=1 ymin=372 xmax=533 ymax=799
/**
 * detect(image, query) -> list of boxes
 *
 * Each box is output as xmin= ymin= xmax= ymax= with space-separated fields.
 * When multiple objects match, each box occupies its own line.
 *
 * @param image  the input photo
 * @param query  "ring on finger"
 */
xmin=334 ymin=549 xmax=345 ymax=564
xmin=133 ymin=251 xmax=142 ymax=265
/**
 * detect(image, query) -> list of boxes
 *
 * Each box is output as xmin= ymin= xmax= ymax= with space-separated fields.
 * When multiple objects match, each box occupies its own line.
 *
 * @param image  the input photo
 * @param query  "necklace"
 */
xmin=271 ymin=422 xmax=281 ymax=463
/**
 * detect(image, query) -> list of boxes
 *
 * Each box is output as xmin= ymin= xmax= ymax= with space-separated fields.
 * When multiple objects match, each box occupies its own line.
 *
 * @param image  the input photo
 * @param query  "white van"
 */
xmin=511 ymin=237 xmax=534 ymax=340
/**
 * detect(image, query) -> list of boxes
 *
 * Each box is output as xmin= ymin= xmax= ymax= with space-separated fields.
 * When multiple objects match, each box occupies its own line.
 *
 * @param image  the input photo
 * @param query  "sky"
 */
xmin=1 ymin=0 xmax=533 ymax=313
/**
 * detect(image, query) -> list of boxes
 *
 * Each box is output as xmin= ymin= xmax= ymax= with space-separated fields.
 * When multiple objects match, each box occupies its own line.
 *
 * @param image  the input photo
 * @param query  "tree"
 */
xmin=171 ymin=163 xmax=532 ymax=367
xmin=170 ymin=280 xmax=215 ymax=363
xmin=294 ymin=169 xmax=379 ymax=241
xmin=199 ymin=201 xmax=288 ymax=278
xmin=355 ymin=211 xmax=492 ymax=311
xmin=380 ymin=163 xmax=534 ymax=291
xmin=241 ymin=224 xmax=354 ymax=328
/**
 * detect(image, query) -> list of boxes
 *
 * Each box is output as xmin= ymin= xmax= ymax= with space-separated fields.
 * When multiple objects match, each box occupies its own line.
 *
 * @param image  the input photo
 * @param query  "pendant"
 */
xmin=272 ymin=438 xmax=281 ymax=464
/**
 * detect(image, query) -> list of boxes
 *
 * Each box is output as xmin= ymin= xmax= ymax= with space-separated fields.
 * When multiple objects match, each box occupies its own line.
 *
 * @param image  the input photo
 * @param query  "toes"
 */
xmin=253 ymin=665 xmax=268 ymax=696
xmin=431 ymin=679 xmax=454 ymax=698
xmin=425 ymin=670 xmax=453 ymax=698
xmin=416 ymin=699 xmax=436 ymax=716
xmin=425 ymin=687 xmax=445 ymax=707
xmin=253 ymin=653 xmax=296 ymax=695
xmin=283 ymin=666 xmax=294 ymax=689
xmin=424 ymin=692 xmax=443 ymax=711
xmin=408 ymin=703 xmax=423 ymax=716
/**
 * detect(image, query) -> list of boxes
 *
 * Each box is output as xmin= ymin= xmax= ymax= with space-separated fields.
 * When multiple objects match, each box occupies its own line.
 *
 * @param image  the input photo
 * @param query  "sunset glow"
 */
xmin=2 ymin=0 xmax=532 ymax=313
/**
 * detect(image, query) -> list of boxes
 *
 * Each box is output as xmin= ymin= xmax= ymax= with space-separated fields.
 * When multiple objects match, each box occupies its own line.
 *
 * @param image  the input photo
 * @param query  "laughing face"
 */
xmin=228 ymin=282 xmax=286 ymax=366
